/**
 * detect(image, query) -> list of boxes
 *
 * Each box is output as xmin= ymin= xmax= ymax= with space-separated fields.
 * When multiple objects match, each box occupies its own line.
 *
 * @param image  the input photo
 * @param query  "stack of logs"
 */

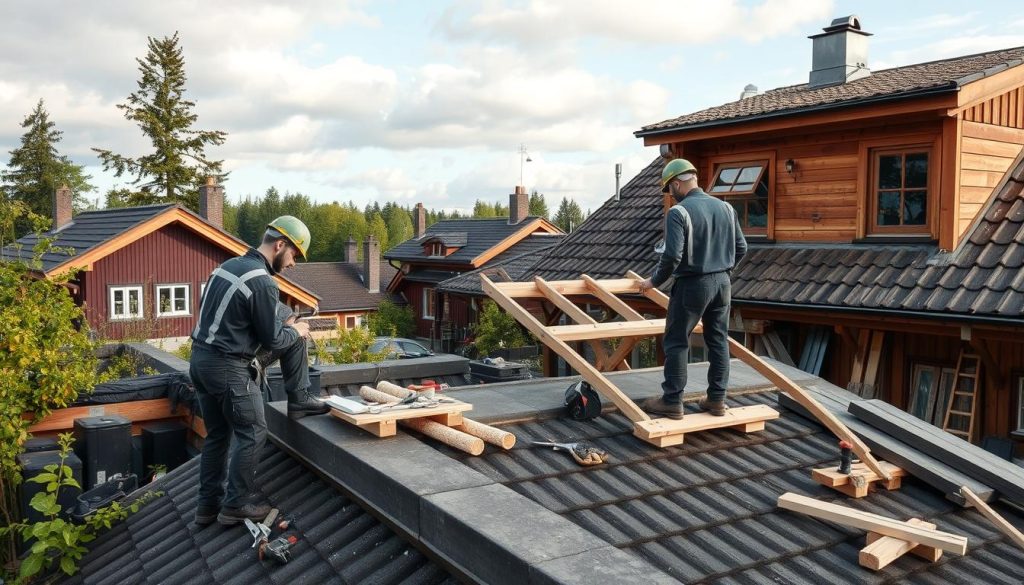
xmin=360 ymin=381 xmax=515 ymax=456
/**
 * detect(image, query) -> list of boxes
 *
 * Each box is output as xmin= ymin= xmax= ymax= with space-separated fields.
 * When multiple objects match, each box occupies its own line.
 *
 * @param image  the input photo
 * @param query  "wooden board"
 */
xmin=329 ymin=402 xmax=472 ymax=438
xmin=860 ymin=518 xmax=942 ymax=570
xmin=633 ymin=405 xmax=779 ymax=447
xmin=27 ymin=398 xmax=177 ymax=434
xmin=812 ymin=461 xmax=906 ymax=498
xmin=778 ymin=492 xmax=968 ymax=555
xmin=848 ymin=399 xmax=1024 ymax=508
xmin=778 ymin=391 xmax=995 ymax=505
xmin=961 ymin=486 xmax=1024 ymax=552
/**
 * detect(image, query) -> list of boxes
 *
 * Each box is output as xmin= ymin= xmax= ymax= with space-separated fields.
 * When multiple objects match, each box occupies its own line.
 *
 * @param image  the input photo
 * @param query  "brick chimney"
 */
xmin=53 ymin=184 xmax=73 ymax=229
xmin=199 ymin=176 xmax=224 ymax=228
xmin=363 ymin=235 xmax=380 ymax=293
xmin=509 ymin=185 xmax=529 ymax=224
xmin=413 ymin=203 xmax=426 ymax=238
xmin=345 ymin=236 xmax=358 ymax=263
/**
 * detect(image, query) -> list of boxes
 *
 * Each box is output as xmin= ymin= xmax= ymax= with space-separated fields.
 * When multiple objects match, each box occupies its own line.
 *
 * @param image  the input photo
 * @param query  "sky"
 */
xmin=2 ymin=1 xmax=1024 ymax=215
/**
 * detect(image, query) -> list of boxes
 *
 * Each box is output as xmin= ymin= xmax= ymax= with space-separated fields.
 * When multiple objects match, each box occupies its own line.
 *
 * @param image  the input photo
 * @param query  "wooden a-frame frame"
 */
xmin=481 ymin=271 xmax=891 ymax=479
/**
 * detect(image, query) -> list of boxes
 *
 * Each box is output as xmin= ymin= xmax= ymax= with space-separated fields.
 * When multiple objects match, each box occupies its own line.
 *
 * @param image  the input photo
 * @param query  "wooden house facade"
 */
xmin=524 ymin=18 xmax=1024 ymax=450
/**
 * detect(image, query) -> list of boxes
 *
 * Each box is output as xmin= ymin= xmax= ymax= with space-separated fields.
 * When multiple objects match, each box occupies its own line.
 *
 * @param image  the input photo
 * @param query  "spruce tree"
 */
xmin=553 ymin=196 xmax=585 ymax=233
xmin=93 ymin=32 xmax=226 ymax=211
xmin=529 ymin=190 xmax=549 ymax=219
xmin=2 ymin=99 xmax=94 ymax=236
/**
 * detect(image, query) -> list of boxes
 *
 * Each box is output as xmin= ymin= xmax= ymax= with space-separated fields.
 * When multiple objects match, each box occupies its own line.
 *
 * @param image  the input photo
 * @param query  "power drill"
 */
xmin=260 ymin=535 xmax=297 ymax=564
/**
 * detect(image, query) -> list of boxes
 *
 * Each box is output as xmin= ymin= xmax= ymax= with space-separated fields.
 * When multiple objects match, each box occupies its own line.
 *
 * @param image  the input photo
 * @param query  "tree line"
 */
xmin=1 ymin=32 xmax=590 ymax=251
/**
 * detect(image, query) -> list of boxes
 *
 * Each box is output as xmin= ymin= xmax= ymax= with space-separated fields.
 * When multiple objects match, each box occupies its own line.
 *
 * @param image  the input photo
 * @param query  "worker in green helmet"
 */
xmin=189 ymin=214 xmax=328 ymax=528
xmin=636 ymin=159 xmax=748 ymax=420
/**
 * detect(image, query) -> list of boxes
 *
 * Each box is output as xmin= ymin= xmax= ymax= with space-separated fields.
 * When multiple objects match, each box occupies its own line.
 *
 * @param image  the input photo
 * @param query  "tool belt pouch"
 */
xmin=564 ymin=381 xmax=601 ymax=420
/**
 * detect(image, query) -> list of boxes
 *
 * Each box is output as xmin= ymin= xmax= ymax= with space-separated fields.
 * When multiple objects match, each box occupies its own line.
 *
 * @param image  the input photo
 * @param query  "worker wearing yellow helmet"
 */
xmin=190 ymin=214 xmax=327 ymax=528
xmin=636 ymin=159 xmax=748 ymax=420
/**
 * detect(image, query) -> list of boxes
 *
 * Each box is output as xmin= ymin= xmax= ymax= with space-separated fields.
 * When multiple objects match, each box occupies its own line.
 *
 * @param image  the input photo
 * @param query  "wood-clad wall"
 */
xmin=962 ymin=86 xmax=1024 ymax=128
xmin=692 ymin=117 xmax=943 ymax=242
xmin=958 ymin=121 xmax=1024 ymax=238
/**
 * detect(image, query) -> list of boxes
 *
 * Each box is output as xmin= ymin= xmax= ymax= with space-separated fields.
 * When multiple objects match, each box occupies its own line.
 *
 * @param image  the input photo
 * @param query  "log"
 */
xmin=359 ymin=385 xmax=401 ymax=405
xmin=456 ymin=418 xmax=516 ymax=449
xmin=401 ymin=418 xmax=484 ymax=456
xmin=376 ymin=380 xmax=415 ymax=399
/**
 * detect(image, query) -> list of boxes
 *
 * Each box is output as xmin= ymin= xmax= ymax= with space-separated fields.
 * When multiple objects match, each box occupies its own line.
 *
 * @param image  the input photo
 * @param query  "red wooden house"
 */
xmin=2 ymin=182 xmax=318 ymax=343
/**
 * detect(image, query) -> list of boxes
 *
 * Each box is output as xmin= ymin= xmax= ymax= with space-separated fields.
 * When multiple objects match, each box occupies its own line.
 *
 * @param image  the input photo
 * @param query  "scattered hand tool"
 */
xmin=260 ymin=535 xmax=298 ymax=564
xmin=532 ymin=440 xmax=609 ymax=466
xmin=244 ymin=508 xmax=278 ymax=549
xmin=838 ymin=440 xmax=854 ymax=474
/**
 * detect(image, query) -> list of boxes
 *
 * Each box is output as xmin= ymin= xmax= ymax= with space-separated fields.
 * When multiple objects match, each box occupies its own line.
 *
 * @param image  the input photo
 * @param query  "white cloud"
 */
xmin=880 ymin=34 xmax=1024 ymax=69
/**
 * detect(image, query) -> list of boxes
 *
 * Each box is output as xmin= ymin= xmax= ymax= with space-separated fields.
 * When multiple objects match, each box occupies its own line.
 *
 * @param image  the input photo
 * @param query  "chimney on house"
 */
xmin=53 ymin=184 xmax=73 ymax=229
xmin=808 ymin=15 xmax=871 ymax=89
xmin=363 ymin=235 xmax=380 ymax=293
xmin=199 ymin=176 xmax=224 ymax=228
xmin=509 ymin=185 xmax=529 ymax=225
xmin=739 ymin=84 xmax=758 ymax=99
xmin=345 ymin=236 xmax=358 ymax=263
xmin=413 ymin=202 xmax=426 ymax=238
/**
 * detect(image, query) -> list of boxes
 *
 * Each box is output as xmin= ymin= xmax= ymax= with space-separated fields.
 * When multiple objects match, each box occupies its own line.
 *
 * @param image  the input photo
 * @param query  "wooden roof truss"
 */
xmin=481 ymin=271 xmax=892 ymax=479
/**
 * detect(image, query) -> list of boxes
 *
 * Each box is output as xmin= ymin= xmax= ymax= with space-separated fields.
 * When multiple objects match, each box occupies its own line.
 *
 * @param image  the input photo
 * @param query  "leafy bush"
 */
xmin=0 ymin=434 xmax=160 ymax=583
xmin=311 ymin=326 xmax=387 ymax=364
xmin=366 ymin=300 xmax=414 ymax=338
xmin=472 ymin=300 xmax=533 ymax=357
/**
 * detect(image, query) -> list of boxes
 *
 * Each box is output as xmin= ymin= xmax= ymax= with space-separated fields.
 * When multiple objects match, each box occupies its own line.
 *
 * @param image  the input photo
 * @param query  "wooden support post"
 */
xmin=534 ymin=277 xmax=613 ymax=370
xmin=623 ymin=271 xmax=891 ymax=480
xmin=860 ymin=518 xmax=942 ymax=570
xmin=778 ymin=493 xmax=968 ymax=554
xmin=582 ymin=274 xmax=644 ymax=321
xmin=961 ymin=486 xmax=1024 ymax=551
xmin=862 ymin=331 xmax=885 ymax=394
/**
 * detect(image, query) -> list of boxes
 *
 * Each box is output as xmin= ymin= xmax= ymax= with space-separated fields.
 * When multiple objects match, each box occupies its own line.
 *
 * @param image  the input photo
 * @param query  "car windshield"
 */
xmin=400 ymin=341 xmax=428 ymax=355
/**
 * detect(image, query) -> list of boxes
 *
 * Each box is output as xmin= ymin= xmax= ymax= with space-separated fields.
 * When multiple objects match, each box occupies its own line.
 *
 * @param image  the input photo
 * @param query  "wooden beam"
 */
xmin=777 ymin=493 xmax=968 ymax=554
xmin=623 ymin=271 xmax=890 ymax=480
xmin=634 ymin=404 xmax=779 ymax=440
xmin=534 ymin=277 xmax=612 ymax=370
xmin=493 ymin=278 xmax=643 ymax=299
xmin=582 ymin=274 xmax=644 ymax=321
xmin=547 ymin=319 xmax=667 ymax=341
xmin=27 ymin=398 xmax=177 ymax=434
xmin=835 ymin=325 xmax=858 ymax=356
xmin=860 ymin=518 xmax=942 ymax=570
xmin=482 ymin=275 xmax=649 ymax=422
xmin=862 ymin=331 xmax=885 ymax=390
xmin=605 ymin=338 xmax=638 ymax=371
xmin=968 ymin=336 xmax=1004 ymax=389
xmin=961 ymin=486 xmax=1024 ymax=552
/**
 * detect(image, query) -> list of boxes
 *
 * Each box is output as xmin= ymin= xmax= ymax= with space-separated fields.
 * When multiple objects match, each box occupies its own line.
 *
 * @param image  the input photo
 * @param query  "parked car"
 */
xmin=368 ymin=337 xmax=434 ymax=359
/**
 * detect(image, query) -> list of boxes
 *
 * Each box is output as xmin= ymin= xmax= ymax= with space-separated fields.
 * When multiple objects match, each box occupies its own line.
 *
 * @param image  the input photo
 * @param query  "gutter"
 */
xmin=635 ymin=84 xmax=957 ymax=138
xmin=734 ymin=299 xmax=1024 ymax=329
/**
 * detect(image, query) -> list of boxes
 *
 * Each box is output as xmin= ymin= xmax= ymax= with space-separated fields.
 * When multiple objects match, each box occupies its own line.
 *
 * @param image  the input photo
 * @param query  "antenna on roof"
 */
xmin=614 ymin=163 xmax=622 ymax=202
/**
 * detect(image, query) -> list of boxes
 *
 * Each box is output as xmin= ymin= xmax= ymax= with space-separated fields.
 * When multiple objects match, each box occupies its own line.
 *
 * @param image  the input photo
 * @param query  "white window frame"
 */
xmin=109 ymin=285 xmax=144 ymax=321
xmin=156 ymin=284 xmax=191 ymax=317
xmin=423 ymin=287 xmax=436 ymax=320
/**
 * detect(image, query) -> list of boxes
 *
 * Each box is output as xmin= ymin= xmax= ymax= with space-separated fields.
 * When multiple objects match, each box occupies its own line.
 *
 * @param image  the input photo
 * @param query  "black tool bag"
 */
xmin=564 ymin=381 xmax=602 ymax=421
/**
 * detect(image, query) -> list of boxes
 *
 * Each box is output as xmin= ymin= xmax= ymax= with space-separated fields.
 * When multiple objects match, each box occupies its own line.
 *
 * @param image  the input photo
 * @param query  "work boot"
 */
xmin=698 ymin=397 xmax=729 ymax=417
xmin=288 ymin=387 xmax=330 ymax=419
xmin=195 ymin=503 xmax=220 ymax=526
xmin=639 ymin=396 xmax=684 ymax=420
xmin=217 ymin=502 xmax=272 ymax=526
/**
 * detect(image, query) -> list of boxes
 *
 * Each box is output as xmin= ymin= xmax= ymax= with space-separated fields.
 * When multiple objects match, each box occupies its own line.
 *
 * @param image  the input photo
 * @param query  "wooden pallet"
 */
xmin=812 ymin=460 xmax=907 ymax=498
xmin=481 ymin=270 xmax=890 ymax=480
xmin=329 ymin=400 xmax=472 ymax=438
xmin=633 ymin=404 xmax=780 ymax=447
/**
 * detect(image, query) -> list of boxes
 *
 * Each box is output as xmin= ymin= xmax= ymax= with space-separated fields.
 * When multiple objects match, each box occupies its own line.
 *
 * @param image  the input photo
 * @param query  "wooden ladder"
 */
xmin=942 ymin=350 xmax=981 ymax=441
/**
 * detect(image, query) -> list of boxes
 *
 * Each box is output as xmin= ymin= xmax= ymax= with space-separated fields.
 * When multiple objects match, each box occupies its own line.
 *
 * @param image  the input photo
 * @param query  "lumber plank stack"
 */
xmin=777 ymin=386 xmax=994 ymax=504
xmin=848 ymin=399 xmax=1024 ymax=508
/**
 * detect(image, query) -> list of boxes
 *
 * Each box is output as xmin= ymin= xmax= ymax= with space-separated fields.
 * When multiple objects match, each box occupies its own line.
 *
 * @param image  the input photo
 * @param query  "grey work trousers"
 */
xmin=660 ymin=271 xmax=732 ymax=404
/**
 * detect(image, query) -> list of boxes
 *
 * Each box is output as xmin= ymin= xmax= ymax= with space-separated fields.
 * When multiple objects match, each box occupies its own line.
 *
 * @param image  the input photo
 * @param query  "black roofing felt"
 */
xmin=385 ymin=217 xmax=545 ymax=264
xmin=639 ymin=46 xmax=1024 ymax=135
xmin=1 ymin=204 xmax=175 ymax=272
xmin=59 ymin=442 xmax=456 ymax=585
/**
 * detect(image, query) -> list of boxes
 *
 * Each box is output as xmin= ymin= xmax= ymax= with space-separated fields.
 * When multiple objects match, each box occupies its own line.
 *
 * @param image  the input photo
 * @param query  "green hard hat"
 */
xmin=267 ymin=215 xmax=311 ymax=260
xmin=661 ymin=158 xmax=697 ymax=193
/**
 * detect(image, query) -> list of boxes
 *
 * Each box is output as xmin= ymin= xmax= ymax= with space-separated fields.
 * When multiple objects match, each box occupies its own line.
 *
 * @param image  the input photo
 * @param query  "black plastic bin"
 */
xmin=469 ymin=360 xmax=532 ymax=384
xmin=73 ymin=415 xmax=132 ymax=490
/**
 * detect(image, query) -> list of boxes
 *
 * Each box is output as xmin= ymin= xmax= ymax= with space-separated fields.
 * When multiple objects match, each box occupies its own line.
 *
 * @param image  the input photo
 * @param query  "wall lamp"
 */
xmin=785 ymin=159 xmax=796 ymax=176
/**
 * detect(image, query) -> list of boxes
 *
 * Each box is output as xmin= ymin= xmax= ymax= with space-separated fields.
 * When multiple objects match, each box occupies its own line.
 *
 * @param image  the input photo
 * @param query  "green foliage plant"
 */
xmin=0 ymin=434 xmax=160 ymax=583
xmin=472 ymin=300 xmax=533 ymax=358
xmin=366 ymin=300 xmax=414 ymax=338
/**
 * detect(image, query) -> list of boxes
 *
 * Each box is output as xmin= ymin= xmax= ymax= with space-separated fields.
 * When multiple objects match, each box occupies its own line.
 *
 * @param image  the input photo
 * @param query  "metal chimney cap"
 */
xmin=809 ymin=14 xmax=872 ymax=38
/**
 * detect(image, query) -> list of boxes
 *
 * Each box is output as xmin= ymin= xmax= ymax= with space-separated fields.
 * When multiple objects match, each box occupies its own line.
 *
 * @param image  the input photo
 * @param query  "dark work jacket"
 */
xmin=651 ymin=188 xmax=748 ymax=287
xmin=191 ymin=248 xmax=299 ymax=359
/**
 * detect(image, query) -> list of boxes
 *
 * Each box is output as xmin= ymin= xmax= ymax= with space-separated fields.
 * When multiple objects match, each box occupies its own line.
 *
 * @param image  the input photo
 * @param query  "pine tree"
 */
xmin=2 ymin=99 xmax=94 ymax=236
xmin=385 ymin=208 xmax=413 ymax=249
xmin=529 ymin=190 xmax=549 ymax=219
xmin=92 ymin=32 xmax=226 ymax=211
xmin=553 ymin=196 xmax=585 ymax=233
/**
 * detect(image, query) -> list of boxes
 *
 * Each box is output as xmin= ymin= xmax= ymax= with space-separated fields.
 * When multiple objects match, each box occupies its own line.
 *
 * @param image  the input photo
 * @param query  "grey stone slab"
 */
xmin=124 ymin=342 xmax=190 ymax=373
xmin=530 ymin=546 xmax=682 ymax=585
xmin=313 ymin=354 xmax=469 ymax=387
xmin=421 ymin=483 xmax=611 ymax=585
xmin=266 ymin=404 xmax=494 ymax=536
xmin=443 ymin=388 xmax=542 ymax=423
